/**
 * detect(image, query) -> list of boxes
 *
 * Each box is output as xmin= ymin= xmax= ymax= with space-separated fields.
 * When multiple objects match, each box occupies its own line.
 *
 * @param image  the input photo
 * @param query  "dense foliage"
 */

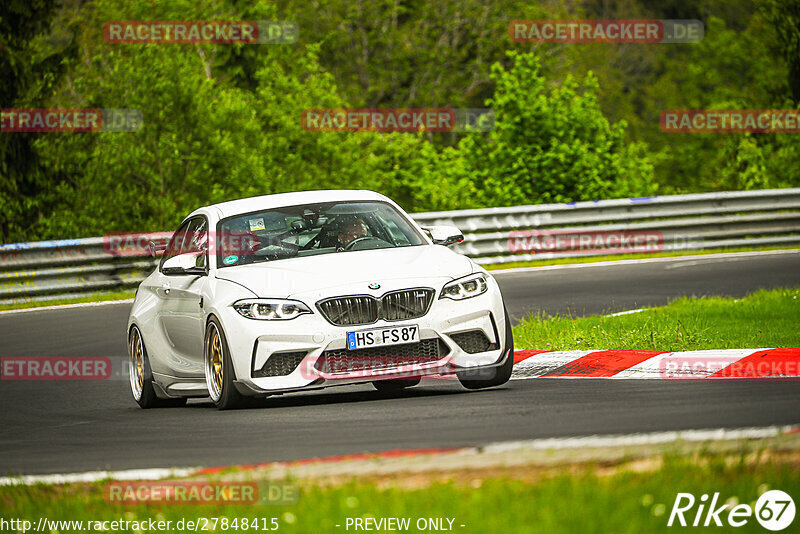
xmin=1 ymin=0 xmax=798 ymax=241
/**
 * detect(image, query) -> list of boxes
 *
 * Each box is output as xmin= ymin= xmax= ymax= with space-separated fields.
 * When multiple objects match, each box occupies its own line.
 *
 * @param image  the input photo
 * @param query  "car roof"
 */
xmin=198 ymin=190 xmax=392 ymax=220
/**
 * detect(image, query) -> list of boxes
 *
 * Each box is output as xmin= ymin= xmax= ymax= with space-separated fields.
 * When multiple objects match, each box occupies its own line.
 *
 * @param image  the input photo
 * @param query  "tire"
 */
xmin=129 ymin=326 xmax=187 ymax=409
xmin=457 ymin=307 xmax=514 ymax=390
xmin=372 ymin=377 xmax=421 ymax=392
xmin=204 ymin=316 xmax=247 ymax=410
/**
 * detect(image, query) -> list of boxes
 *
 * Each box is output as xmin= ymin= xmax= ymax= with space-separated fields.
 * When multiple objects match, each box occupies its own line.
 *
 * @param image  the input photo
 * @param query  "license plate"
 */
xmin=346 ymin=325 xmax=420 ymax=350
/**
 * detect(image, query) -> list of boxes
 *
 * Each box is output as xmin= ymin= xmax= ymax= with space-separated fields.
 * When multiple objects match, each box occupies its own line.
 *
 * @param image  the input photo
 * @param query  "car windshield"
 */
xmin=216 ymin=200 xmax=426 ymax=267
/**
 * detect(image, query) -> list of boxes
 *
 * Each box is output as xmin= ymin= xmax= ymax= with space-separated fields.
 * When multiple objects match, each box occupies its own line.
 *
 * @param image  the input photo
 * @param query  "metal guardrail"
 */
xmin=414 ymin=188 xmax=800 ymax=264
xmin=1 ymin=188 xmax=799 ymax=304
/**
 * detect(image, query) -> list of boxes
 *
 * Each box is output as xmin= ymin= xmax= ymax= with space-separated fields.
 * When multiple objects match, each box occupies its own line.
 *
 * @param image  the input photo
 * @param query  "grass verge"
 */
xmin=2 ymin=439 xmax=798 ymax=533
xmin=512 ymin=287 xmax=800 ymax=351
xmin=0 ymin=290 xmax=135 ymax=312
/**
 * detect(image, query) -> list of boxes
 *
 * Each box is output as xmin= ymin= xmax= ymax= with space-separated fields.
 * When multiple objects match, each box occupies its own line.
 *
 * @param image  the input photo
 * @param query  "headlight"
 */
xmin=440 ymin=273 xmax=488 ymax=300
xmin=233 ymin=299 xmax=312 ymax=320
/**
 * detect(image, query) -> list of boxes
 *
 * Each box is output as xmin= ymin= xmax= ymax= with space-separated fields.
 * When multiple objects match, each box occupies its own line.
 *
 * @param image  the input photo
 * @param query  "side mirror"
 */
xmin=162 ymin=252 xmax=206 ymax=276
xmin=422 ymin=225 xmax=464 ymax=247
xmin=149 ymin=240 xmax=167 ymax=258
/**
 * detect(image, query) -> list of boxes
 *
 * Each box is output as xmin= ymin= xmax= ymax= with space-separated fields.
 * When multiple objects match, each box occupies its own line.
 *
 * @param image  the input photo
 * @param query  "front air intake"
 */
xmin=315 ymin=338 xmax=449 ymax=375
xmin=253 ymin=351 xmax=306 ymax=378
xmin=449 ymin=330 xmax=495 ymax=354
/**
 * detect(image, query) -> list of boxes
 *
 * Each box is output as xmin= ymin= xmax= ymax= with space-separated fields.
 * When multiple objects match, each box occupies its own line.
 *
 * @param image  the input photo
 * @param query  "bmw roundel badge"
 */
xmin=368 ymin=283 xmax=381 ymax=290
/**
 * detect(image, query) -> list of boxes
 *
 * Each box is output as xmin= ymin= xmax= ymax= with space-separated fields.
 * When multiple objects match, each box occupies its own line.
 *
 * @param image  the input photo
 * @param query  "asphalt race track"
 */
xmin=1 ymin=251 xmax=799 ymax=476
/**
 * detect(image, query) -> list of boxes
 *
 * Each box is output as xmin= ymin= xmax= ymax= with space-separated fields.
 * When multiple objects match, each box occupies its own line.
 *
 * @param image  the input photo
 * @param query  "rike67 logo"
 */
xmin=668 ymin=490 xmax=795 ymax=530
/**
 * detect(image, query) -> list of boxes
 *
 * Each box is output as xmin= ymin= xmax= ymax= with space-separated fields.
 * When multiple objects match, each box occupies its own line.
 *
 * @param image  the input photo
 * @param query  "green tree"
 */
xmin=33 ymin=0 xmax=448 ymax=236
xmin=760 ymin=0 xmax=800 ymax=105
xmin=0 ymin=0 xmax=75 ymax=242
xmin=456 ymin=52 xmax=656 ymax=207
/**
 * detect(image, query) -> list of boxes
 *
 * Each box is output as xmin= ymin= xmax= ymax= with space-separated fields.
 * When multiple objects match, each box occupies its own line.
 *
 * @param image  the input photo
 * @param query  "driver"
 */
xmin=337 ymin=217 xmax=370 ymax=249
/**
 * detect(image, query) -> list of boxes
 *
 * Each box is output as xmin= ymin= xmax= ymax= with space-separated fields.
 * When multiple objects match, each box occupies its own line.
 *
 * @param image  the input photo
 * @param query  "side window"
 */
xmin=159 ymin=217 xmax=208 ymax=271
xmin=183 ymin=218 xmax=207 ymax=252
xmin=183 ymin=218 xmax=208 ymax=269
xmin=160 ymin=219 xmax=193 ymax=269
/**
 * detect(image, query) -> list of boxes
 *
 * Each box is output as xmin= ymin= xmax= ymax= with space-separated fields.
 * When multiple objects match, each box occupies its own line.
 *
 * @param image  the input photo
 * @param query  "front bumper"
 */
xmin=216 ymin=278 xmax=508 ymax=394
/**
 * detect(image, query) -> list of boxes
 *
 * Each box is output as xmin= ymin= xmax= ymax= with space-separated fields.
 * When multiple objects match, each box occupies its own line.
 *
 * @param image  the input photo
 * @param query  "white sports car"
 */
xmin=127 ymin=190 xmax=513 ymax=409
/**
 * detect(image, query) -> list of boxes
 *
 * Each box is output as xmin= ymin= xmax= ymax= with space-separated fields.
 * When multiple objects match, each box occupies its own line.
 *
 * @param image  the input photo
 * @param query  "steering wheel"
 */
xmin=344 ymin=236 xmax=387 ymax=251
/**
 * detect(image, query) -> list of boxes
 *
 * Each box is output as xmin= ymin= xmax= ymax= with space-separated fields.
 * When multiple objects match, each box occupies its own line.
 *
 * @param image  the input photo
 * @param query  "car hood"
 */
xmin=215 ymin=245 xmax=474 ymax=299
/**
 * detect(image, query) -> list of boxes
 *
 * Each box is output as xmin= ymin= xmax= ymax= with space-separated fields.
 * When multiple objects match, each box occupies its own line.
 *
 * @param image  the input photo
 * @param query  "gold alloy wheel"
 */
xmin=211 ymin=329 xmax=223 ymax=391
xmin=129 ymin=328 xmax=145 ymax=400
xmin=205 ymin=322 xmax=224 ymax=401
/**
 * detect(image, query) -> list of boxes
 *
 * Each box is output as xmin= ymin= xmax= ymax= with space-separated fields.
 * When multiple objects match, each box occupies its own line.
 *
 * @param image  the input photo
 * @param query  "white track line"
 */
xmin=604 ymin=308 xmax=648 ymax=317
xmin=0 ymin=467 xmax=197 ymax=487
xmin=481 ymin=425 xmax=798 ymax=453
xmin=0 ymin=298 xmax=134 ymax=316
xmin=492 ymin=249 xmax=799 ymax=275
